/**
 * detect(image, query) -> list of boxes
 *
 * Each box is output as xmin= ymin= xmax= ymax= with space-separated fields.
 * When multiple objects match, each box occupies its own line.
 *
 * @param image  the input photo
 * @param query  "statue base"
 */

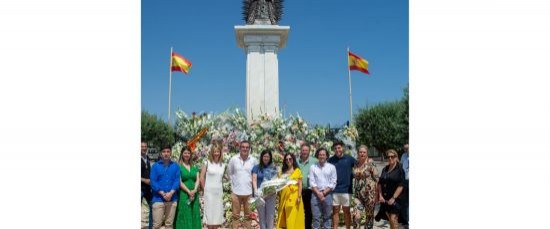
xmin=235 ymin=24 xmax=290 ymax=123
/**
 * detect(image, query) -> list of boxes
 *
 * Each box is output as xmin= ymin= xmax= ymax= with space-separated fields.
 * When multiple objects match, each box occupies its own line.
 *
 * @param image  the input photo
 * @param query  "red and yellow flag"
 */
xmin=348 ymin=51 xmax=369 ymax=75
xmin=171 ymin=52 xmax=192 ymax=74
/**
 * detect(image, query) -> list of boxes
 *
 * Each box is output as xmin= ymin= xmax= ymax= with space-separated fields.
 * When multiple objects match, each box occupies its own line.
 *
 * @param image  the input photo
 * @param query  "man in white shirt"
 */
xmin=227 ymin=140 xmax=257 ymax=229
xmin=309 ymin=148 xmax=337 ymax=229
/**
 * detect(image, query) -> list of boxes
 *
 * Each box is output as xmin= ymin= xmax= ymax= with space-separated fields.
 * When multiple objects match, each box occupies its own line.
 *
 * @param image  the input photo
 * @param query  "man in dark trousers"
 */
xmin=298 ymin=143 xmax=318 ymax=229
xmin=141 ymin=141 xmax=153 ymax=229
xmin=400 ymin=144 xmax=409 ymax=228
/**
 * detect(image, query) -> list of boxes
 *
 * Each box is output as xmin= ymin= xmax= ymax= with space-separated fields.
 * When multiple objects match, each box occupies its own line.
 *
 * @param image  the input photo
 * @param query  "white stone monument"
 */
xmin=235 ymin=24 xmax=289 ymax=122
xmin=236 ymin=0 xmax=289 ymax=122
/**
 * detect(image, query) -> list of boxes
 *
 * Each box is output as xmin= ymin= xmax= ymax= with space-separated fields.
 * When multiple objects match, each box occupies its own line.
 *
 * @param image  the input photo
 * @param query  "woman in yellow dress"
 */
xmin=276 ymin=153 xmax=305 ymax=229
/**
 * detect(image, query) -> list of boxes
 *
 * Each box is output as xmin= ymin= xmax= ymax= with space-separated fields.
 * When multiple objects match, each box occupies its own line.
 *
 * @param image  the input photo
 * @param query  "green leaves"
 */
xmin=354 ymin=85 xmax=408 ymax=154
xmin=141 ymin=111 xmax=176 ymax=150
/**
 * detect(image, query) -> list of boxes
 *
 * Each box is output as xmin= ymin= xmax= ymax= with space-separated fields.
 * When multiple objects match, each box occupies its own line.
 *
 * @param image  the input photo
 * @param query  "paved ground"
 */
xmin=141 ymin=202 xmax=406 ymax=229
xmin=142 ymin=204 xmax=404 ymax=229
xmin=141 ymin=161 xmax=408 ymax=229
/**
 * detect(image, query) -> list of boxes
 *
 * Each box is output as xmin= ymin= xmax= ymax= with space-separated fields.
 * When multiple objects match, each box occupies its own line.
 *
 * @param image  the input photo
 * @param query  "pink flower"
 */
xmin=249 ymin=212 xmax=258 ymax=220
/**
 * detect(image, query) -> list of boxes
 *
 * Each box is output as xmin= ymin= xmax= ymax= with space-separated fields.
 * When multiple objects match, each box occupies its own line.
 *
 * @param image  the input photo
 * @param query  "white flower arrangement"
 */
xmin=335 ymin=125 xmax=360 ymax=157
xmin=249 ymin=177 xmax=298 ymax=207
xmin=172 ymin=108 xmax=356 ymax=227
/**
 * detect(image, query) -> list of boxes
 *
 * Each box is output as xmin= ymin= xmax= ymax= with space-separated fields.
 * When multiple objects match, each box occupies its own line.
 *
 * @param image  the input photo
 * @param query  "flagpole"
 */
xmin=168 ymin=47 xmax=173 ymax=124
xmin=347 ymin=47 xmax=353 ymax=126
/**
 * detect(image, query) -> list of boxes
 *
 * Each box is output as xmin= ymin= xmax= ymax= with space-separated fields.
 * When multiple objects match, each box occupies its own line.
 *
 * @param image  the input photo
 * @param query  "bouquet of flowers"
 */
xmin=249 ymin=177 xmax=298 ymax=207
xmin=335 ymin=124 xmax=359 ymax=157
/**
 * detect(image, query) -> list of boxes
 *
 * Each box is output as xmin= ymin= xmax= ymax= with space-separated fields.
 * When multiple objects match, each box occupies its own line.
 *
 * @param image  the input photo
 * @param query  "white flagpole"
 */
xmin=168 ymin=47 xmax=173 ymax=123
xmin=347 ymin=47 xmax=353 ymax=126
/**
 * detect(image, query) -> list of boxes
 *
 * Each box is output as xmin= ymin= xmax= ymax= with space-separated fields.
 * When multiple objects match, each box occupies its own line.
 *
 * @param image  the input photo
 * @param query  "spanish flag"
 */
xmin=348 ymin=51 xmax=369 ymax=75
xmin=171 ymin=52 xmax=192 ymax=74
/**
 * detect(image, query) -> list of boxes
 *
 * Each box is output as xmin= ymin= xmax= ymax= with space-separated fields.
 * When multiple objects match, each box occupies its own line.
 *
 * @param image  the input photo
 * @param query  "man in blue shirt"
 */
xmin=150 ymin=145 xmax=181 ymax=229
xmin=328 ymin=141 xmax=357 ymax=229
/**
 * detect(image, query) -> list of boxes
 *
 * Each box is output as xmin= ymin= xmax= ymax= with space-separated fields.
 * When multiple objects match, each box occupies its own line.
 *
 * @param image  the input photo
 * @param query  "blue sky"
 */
xmin=142 ymin=0 xmax=408 ymax=126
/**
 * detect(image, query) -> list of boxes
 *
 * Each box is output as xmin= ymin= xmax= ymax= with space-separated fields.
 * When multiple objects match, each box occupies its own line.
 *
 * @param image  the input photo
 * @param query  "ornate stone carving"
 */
xmin=242 ymin=0 xmax=284 ymax=25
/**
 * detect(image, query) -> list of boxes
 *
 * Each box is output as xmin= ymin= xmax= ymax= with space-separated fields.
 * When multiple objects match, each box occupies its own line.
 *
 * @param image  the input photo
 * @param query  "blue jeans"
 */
xmin=311 ymin=193 xmax=333 ymax=229
xmin=257 ymin=195 xmax=276 ymax=229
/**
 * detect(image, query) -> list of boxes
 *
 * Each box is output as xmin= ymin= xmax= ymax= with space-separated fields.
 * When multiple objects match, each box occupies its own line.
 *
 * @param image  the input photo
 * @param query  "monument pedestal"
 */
xmin=235 ymin=24 xmax=290 ymax=122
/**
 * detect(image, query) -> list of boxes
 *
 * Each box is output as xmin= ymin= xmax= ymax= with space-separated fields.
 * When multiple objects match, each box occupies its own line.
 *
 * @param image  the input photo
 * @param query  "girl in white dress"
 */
xmin=200 ymin=144 xmax=226 ymax=229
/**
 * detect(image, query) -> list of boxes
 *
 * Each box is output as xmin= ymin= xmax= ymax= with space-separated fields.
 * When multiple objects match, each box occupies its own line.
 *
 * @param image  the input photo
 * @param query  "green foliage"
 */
xmin=141 ymin=111 xmax=176 ymax=150
xmin=354 ymin=86 xmax=409 ymax=154
xmin=402 ymin=85 xmax=409 ymax=125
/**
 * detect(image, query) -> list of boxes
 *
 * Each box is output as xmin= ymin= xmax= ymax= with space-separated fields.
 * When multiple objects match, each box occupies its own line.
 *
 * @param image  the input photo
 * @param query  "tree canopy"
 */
xmin=141 ymin=111 xmax=176 ymax=150
xmin=354 ymin=86 xmax=408 ymax=155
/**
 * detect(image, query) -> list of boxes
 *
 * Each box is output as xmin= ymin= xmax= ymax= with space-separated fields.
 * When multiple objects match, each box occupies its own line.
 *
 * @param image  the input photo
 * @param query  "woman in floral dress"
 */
xmin=352 ymin=145 xmax=378 ymax=229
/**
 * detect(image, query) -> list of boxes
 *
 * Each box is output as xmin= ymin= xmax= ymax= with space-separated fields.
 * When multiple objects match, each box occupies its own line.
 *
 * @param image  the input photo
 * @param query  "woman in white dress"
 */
xmin=200 ymin=144 xmax=226 ymax=229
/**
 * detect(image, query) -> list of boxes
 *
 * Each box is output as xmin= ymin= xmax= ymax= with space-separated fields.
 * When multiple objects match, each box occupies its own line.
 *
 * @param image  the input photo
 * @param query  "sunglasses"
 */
xmin=285 ymin=158 xmax=293 ymax=161
xmin=388 ymin=155 xmax=397 ymax=159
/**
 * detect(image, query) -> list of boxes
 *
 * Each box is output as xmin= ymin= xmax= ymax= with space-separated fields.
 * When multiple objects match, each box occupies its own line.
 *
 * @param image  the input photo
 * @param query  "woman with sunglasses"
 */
xmin=375 ymin=149 xmax=405 ymax=229
xmin=276 ymin=153 xmax=305 ymax=229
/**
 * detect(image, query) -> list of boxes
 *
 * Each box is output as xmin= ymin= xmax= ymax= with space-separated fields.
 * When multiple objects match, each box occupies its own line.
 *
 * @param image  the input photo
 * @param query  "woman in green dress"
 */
xmin=175 ymin=147 xmax=201 ymax=229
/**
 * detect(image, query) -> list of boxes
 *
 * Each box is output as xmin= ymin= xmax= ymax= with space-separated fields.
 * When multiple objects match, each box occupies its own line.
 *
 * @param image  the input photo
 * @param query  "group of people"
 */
xmin=141 ymin=140 xmax=410 ymax=229
xmin=140 ymin=142 xmax=203 ymax=229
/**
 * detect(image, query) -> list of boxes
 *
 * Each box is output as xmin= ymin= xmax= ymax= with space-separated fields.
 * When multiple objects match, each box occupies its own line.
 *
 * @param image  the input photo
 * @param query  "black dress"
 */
xmin=375 ymin=163 xmax=406 ymax=223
